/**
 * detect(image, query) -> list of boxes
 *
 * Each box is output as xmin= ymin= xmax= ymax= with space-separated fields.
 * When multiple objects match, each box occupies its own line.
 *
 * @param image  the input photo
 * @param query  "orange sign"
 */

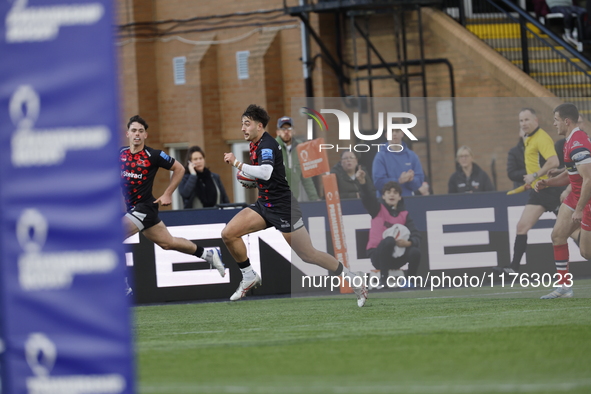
xmin=322 ymin=173 xmax=352 ymax=294
xmin=297 ymin=138 xmax=330 ymax=178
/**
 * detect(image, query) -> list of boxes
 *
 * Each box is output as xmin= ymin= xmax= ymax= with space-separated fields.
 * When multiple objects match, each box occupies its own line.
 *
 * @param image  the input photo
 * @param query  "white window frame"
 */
xmin=231 ymin=142 xmax=250 ymax=203
xmin=164 ymin=142 xmax=189 ymax=210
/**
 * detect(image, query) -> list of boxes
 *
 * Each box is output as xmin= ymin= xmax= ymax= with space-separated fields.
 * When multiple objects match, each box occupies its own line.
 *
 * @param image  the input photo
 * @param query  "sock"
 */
xmin=332 ymin=262 xmax=344 ymax=276
xmin=332 ymin=262 xmax=355 ymax=278
xmin=553 ymin=244 xmax=569 ymax=285
xmin=510 ymin=234 xmax=527 ymax=270
xmin=237 ymin=258 xmax=251 ymax=269
xmin=191 ymin=241 xmax=205 ymax=259
xmin=238 ymin=259 xmax=255 ymax=280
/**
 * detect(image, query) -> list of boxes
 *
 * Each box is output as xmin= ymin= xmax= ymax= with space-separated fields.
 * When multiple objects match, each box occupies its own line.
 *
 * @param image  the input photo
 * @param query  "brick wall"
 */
xmin=116 ymin=0 xmax=560 ymax=201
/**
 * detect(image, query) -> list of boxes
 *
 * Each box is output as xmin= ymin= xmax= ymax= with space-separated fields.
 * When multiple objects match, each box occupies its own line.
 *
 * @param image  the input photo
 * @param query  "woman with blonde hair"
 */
xmin=448 ymin=146 xmax=495 ymax=193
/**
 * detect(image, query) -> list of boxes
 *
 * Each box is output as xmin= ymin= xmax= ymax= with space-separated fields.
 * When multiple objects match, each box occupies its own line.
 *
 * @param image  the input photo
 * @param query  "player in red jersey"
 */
xmin=536 ymin=104 xmax=591 ymax=298
xmin=120 ymin=116 xmax=225 ymax=285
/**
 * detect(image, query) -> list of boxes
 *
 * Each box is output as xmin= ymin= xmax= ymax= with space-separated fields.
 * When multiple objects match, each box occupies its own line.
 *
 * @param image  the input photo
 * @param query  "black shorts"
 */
xmin=527 ymin=186 xmax=564 ymax=214
xmin=125 ymin=202 xmax=162 ymax=231
xmin=248 ymin=196 xmax=304 ymax=233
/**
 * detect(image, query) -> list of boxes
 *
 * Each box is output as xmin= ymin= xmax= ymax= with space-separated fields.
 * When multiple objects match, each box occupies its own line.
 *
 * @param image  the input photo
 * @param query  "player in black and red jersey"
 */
xmin=120 ymin=115 xmax=225 ymax=280
xmin=221 ymin=105 xmax=368 ymax=306
xmin=536 ymin=104 xmax=591 ymax=298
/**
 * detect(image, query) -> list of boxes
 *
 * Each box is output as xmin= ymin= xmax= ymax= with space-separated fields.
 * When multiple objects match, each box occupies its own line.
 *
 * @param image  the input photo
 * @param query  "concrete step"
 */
xmin=528 ymin=72 xmax=591 ymax=86
xmin=510 ymin=57 xmax=590 ymax=72
xmin=544 ymin=85 xmax=591 ymax=97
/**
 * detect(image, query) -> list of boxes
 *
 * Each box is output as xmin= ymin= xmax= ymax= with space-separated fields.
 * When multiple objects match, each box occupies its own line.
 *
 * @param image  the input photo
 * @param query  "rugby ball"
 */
xmin=236 ymin=170 xmax=257 ymax=188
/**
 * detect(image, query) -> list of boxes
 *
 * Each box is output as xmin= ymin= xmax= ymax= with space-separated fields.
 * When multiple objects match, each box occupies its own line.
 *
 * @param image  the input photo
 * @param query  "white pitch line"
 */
xmin=421 ymin=305 xmax=591 ymax=320
xmin=140 ymin=379 xmax=591 ymax=394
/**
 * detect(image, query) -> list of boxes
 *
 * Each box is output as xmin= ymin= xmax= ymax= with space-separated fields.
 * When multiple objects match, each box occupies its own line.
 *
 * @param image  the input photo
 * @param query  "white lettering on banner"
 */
xmin=25 ymin=333 xmax=125 ymax=394
xmin=17 ymin=209 xmax=117 ymax=291
xmin=154 ymin=224 xmax=230 ymax=287
xmin=295 ymin=217 xmax=330 ymax=276
xmin=426 ymin=208 xmax=497 ymax=270
xmin=301 ymin=158 xmax=323 ymax=171
xmin=507 ymin=206 xmax=584 ymax=264
xmin=342 ymin=214 xmax=373 ymax=272
xmin=327 ymin=204 xmax=342 ymax=250
xmin=9 ymin=86 xmax=110 ymax=167
xmin=124 ymin=234 xmax=139 ymax=267
xmin=6 ymin=0 xmax=104 ymax=43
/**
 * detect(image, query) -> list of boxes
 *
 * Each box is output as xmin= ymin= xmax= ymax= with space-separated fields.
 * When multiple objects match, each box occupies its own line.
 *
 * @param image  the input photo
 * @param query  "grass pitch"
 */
xmin=135 ymin=280 xmax=591 ymax=394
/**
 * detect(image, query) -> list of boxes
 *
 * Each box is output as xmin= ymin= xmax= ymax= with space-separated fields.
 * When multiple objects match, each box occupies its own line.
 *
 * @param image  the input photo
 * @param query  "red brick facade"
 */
xmin=116 ymin=1 xmax=559 ymax=202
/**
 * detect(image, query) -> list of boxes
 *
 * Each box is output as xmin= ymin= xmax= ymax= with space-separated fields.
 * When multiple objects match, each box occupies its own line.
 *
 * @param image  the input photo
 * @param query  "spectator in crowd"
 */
xmin=507 ymin=129 xmax=527 ymax=189
xmin=496 ymin=108 xmax=562 ymax=274
xmin=358 ymin=173 xmax=421 ymax=288
xmin=372 ymin=129 xmax=424 ymax=197
xmin=331 ymin=151 xmax=374 ymax=199
xmin=275 ymin=116 xmax=319 ymax=202
xmin=179 ymin=146 xmax=229 ymax=209
xmin=546 ymin=0 xmax=586 ymax=46
xmin=448 ymin=146 xmax=495 ymax=193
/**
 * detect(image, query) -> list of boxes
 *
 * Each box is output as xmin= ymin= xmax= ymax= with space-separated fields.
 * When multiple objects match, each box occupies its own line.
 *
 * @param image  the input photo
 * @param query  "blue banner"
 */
xmin=0 ymin=1 xmax=134 ymax=393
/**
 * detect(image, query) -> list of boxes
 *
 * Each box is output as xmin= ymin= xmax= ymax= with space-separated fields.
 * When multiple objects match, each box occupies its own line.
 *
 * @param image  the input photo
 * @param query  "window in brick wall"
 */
xmin=173 ymin=56 xmax=186 ymax=85
xmin=236 ymin=51 xmax=250 ymax=80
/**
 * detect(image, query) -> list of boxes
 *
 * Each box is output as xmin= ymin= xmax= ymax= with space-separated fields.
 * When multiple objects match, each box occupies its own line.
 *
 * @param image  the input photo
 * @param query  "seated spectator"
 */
xmin=358 ymin=173 xmax=421 ymax=288
xmin=179 ymin=146 xmax=229 ymax=208
xmin=546 ymin=0 xmax=586 ymax=45
xmin=372 ymin=129 xmax=424 ymax=197
xmin=507 ymin=129 xmax=527 ymax=189
xmin=448 ymin=146 xmax=495 ymax=193
xmin=330 ymin=151 xmax=374 ymax=199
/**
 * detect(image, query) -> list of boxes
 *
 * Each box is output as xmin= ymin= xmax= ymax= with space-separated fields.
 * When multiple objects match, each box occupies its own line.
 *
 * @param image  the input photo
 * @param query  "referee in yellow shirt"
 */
xmin=498 ymin=108 xmax=562 ymax=274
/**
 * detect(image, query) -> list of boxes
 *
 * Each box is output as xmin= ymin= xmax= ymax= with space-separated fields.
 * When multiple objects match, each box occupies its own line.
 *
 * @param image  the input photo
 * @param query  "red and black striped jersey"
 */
xmin=120 ymin=146 xmax=175 ymax=210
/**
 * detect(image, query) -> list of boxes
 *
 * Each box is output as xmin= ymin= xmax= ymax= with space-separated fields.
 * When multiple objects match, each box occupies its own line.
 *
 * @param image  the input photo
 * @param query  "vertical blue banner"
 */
xmin=0 ymin=1 xmax=135 ymax=393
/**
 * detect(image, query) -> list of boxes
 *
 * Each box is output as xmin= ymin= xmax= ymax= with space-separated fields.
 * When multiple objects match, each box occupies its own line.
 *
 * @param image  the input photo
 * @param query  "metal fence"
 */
xmin=442 ymin=0 xmax=591 ymax=114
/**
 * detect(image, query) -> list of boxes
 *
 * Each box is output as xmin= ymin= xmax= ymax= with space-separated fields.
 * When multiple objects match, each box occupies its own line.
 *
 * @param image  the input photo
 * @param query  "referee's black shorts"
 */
xmin=527 ymin=186 xmax=564 ymax=214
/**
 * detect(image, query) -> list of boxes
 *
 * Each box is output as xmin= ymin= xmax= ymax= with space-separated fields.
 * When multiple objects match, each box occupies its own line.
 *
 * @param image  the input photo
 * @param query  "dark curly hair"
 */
xmin=382 ymin=181 xmax=402 ymax=196
xmin=242 ymin=104 xmax=270 ymax=128
xmin=127 ymin=115 xmax=148 ymax=130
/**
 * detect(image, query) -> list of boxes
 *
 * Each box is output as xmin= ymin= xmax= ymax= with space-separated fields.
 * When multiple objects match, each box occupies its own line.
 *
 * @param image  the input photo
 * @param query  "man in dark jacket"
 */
xmin=507 ymin=132 xmax=527 ymax=189
xmin=275 ymin=116 xmax=319 ymax=201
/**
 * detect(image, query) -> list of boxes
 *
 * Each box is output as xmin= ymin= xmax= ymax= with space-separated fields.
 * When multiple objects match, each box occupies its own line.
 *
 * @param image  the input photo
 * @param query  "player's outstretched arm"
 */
xmin=535 ymin=170 xmax=569 ymax=191
xmin=524 ymin=155 xmax=558 ymax=185
xmin=155 ymin=160 xmax=184 ymax=206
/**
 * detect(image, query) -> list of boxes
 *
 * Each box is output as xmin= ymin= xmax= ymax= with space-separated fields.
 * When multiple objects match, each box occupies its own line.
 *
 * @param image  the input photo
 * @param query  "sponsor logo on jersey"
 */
xmin=572 ymin=150 xmax=591 ymax=162
xmin=121 ymin=170 xmax=143 ymax=179
xmin=160 ymin=151 xmax=171 ymax=161
xmin=572 ymin=140 xmax=583 ymax=147
xmin=261 ymin=148 xmax=273 ymax=161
